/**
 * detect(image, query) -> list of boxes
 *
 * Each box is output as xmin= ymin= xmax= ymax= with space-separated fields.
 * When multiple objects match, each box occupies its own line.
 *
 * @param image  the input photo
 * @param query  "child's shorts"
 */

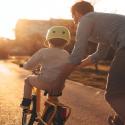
xmin=26 ymin=75 xmax=64 ymax=95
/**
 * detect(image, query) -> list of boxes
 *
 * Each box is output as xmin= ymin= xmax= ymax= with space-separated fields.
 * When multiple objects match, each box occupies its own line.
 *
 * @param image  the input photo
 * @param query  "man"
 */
xmin=57 ymin=1 xmax=125 ymax=125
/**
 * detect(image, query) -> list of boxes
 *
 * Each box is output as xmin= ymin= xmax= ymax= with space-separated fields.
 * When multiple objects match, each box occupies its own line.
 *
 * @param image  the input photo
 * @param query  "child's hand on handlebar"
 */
xmin=19 ymin=64 xmax=24 ymax=68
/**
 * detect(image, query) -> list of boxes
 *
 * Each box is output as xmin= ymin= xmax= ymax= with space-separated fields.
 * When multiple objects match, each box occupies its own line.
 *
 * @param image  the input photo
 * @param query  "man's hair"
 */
xmin=49 ymin=38 xmax=67 ymax=48
xmin=71 ymin=1 xmax=94 ymax=15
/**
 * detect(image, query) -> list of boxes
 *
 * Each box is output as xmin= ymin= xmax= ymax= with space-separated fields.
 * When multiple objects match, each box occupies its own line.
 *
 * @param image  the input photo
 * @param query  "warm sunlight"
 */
xmin=0 ymin=0 xmax=125 ymax=39
xmin=0 ymin=0 xmax=76 ymax=39
xmin=94 ymin=0 xmax=125 ymax=13
xmin=0 ymin=64 xmax=11 ymax=75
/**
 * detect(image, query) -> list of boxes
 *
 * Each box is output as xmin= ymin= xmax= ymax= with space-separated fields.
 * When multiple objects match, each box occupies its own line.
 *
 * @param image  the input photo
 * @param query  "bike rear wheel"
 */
xmin=37 ymin=105 xmax=55 ymax=125
xmin=38 ymin=105 xmax=70 ymax=125
xmin=53 ymin=106 xmax=69 ymax=125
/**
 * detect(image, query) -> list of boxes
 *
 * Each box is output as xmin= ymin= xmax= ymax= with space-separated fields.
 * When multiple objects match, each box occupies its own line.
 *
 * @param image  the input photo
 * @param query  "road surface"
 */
xmin=0 ymin=61 xmax=114 ymax=125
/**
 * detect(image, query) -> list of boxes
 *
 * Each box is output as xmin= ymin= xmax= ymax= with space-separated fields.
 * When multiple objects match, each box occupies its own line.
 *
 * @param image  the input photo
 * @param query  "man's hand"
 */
xmin=79 ymin=55 xmax=93 ymax=67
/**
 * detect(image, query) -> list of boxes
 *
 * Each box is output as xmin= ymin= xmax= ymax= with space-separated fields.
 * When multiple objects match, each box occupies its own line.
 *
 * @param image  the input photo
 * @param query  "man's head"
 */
xmin=71 ymin=1 xmax=94 ymax=24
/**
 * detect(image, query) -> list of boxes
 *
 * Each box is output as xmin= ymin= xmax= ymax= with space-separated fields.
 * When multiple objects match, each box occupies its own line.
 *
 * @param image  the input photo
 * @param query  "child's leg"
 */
xmin=21 ymin=75 xmax=48 ymax=109
xmin=21 ymin=74 xmax=48 ymax=108
xmin=21 ymin=75 xmax=33 ymax=108
xmin=23 ymin=75 xmax=33 ymax=99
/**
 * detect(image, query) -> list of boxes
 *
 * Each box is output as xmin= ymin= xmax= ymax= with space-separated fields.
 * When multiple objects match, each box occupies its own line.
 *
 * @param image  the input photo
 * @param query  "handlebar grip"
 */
xmin=19 ymin=64 xmax=23 ymax=68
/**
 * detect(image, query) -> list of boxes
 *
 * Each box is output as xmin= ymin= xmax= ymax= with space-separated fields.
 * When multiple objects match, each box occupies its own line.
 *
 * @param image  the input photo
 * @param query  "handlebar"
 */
xmin=19 ymin=63 xmax=23 ymax=68
xmin=19 ymin=63 xmax=41 ymax=75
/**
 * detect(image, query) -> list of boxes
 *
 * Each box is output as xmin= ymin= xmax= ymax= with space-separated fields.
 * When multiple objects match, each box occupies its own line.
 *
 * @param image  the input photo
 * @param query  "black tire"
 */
xmin=22 ymin=111 xmax=28 ymax=125
xmin=53 ymin=107 xmax=65 ymax=125
xmin=22 ymin=95 xmax=37 ymax=125
xmin=38 ymin=106 xmax=66 ymax=125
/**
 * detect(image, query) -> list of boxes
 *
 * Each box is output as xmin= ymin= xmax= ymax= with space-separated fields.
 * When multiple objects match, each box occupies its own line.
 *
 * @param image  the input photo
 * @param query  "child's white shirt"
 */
xmin=23 ymin=48 xmax=70 ymax=83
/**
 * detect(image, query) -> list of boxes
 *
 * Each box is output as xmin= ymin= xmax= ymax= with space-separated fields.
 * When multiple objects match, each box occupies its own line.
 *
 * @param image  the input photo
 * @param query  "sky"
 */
xmin=0 ymin=0 xmax=125 ymax=39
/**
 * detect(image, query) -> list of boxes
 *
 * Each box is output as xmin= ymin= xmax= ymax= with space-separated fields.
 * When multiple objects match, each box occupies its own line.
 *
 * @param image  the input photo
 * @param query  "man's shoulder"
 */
xmin=85 ymin=12 xmax=125 ymax=19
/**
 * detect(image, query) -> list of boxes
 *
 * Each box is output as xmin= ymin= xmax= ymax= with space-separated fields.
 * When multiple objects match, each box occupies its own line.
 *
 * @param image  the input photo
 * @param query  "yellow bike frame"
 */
xmin=32 ymin=87 xmax=71 ymax=125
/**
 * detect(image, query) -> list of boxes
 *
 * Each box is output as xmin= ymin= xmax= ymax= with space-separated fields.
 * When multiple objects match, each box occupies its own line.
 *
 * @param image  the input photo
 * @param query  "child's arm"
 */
xmin=23 ymin=49 xmax=43 ymax=70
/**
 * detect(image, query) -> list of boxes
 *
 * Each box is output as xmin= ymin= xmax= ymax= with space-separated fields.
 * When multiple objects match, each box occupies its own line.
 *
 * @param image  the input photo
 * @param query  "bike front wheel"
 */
xmin=22 ymin=110 xmax=36 ymax=125
xmin=22 ymin=95 xmax=37 ymax=125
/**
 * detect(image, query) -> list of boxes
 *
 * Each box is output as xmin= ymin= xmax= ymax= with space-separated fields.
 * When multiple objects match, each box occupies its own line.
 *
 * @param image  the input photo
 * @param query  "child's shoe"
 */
xmin=20 ymin=98 xmax=31 ymax=110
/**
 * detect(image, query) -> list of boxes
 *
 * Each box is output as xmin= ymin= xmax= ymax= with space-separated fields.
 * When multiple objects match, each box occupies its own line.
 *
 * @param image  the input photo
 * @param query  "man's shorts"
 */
xmin=105 ymin=47 xmax=125 ymax=99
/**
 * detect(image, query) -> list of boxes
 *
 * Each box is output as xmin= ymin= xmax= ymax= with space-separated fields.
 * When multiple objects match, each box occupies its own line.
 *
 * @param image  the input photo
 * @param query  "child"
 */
xmin=20 ymin=26 xmax=71 ymax=109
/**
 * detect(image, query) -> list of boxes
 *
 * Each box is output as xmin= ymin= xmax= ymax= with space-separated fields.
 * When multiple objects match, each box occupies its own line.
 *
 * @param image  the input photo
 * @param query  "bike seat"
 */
xmin=44 ymin=90 xmax=62 ymax=97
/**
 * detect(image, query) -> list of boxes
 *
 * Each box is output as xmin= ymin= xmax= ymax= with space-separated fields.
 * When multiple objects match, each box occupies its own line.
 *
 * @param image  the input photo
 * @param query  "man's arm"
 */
xmin=69 ymin=16 xmax=94 ymax=65
xmin=78 ymin=55 xmax=93 ymax=68
xmin=90 ymin=43 xmax=111 ymax=64
xmin=78 ymin=43 xmax=111 ymax=68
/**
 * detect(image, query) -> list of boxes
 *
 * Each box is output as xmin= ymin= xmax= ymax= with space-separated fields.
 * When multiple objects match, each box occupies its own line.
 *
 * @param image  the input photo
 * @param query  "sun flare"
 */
xmin=0 ymin=0 xmax=76 ymax=39
xmin=0 ymin=0 xmax=125 ymax=39
xmin=0 ymin=64 xmax=11 ymax=75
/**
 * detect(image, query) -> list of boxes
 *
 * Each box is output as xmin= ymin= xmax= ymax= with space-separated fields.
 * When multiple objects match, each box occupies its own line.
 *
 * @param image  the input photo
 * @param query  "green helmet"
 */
xmin=46 ymin=26 xmax=71 ymax=44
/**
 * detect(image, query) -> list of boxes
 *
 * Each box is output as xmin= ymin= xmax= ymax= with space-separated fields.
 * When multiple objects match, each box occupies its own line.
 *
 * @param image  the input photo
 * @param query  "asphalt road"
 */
xmin=0 ymin=61 xmax=114 ymax=125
